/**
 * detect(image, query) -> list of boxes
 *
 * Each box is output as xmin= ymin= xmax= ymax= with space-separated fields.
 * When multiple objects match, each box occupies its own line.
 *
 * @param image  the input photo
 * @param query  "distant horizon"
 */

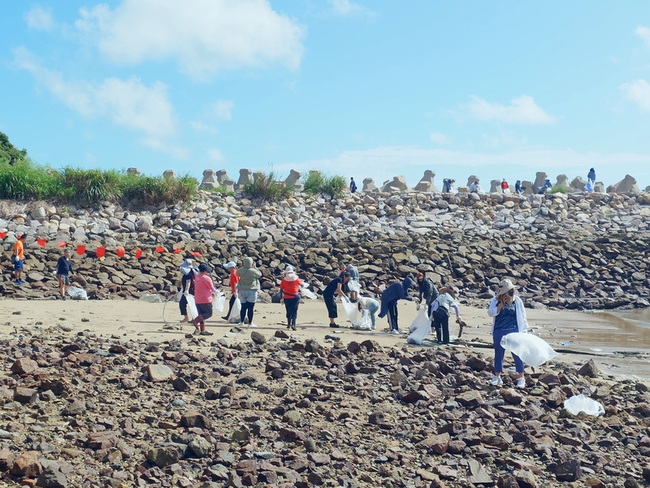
xmin=2 ymin=2 xmax=650 ymax=189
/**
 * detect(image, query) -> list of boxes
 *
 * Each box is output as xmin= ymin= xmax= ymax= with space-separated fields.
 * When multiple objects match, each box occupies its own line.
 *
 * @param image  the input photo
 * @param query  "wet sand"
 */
xmin=1 ymin=297 xmax=649 ymax=381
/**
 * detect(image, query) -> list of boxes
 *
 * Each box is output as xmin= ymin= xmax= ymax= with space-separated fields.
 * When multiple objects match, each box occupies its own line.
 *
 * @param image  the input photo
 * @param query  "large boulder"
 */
xmin=200 ymin=170 xmax=219 ymax=190
xmin=216 ymin=170 xmax=235 ymax=192
xmin=608 ymin=174 xmax=640 ymax=193
xmin=284 ymin=169 xmax=303 ymax=191
xmin=532 ymin=172 xmax=547 ymax=194
xmin=570 ymin=176 xmax=586 ymax=191
xmin=381 ymin=176 xmax=408 ymax=192
xmin=553 ymin=174 xmax=571 ymax=192
xmin=237 ymin=169 xmax=253 ymax=188
xmin=362 ymin=178 xmax=377 ymax=192
xmin=413 ymin=170 xmax=437 ymax=192
xmin=490 ymin=180 xmax=502 ymax=193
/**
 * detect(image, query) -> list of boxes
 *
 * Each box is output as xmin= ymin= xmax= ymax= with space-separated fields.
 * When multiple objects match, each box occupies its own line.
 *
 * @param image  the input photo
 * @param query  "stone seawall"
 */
xmin=1 ymin=190 xmax=649 ymax=309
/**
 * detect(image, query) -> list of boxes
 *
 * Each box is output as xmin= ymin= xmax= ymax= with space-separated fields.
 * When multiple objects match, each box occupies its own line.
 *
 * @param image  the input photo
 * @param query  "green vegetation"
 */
xmin=302 ymin=171 xmax=347 ymax=197
xmin=242 ymin=171 xmax=292 ymax=201
xmin=548 ymin=186 xmax=568 ymax=194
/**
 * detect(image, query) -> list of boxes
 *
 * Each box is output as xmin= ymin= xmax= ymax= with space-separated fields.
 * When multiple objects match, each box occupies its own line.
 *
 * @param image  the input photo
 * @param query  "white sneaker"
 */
xmin=489 ymin=376 xmax=503 ymax=386
xmin=516 ymin=377 xmax=526 ymax=389
xmin=237 ymin=322 xmax=244 ymax=327
xmin=249 ymin=323 xmax=257 ymax=328
xmin=389 ymin=329 xmax=400 ymax=335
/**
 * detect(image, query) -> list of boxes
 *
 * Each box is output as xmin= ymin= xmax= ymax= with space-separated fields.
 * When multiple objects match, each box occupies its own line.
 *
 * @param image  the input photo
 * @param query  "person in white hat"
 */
xmin=178 ymin=259 xmax=198 ymax=323
xmin=487 ymin=279 xmax=529 ymax=388
xmin=221 ymin=261 xmax=239 ymax=320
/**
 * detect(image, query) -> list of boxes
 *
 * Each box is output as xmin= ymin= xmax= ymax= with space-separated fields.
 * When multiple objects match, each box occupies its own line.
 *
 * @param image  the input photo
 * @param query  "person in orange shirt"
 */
xmin=13 ymin=235 xmax=26 ymax=285
xmin=280 ymin=265 xmax=303 ymax=330
xmin=222 ymin=261 xmax=240 ymax=320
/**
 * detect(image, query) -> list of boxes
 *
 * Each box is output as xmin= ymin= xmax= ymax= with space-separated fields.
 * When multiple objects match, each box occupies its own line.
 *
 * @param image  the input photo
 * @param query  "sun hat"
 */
xmin=223 ymin=261 xmax=237 ymax=269
xmin=179 ymin=259 xmax=193 ymax=275
xmin=198 ymin=263 xmax=211 ymax=273
xmin=439 ymin=286 xmax=459 ymax=298
xmin=495 ymin=279 xmax=516 ymax=297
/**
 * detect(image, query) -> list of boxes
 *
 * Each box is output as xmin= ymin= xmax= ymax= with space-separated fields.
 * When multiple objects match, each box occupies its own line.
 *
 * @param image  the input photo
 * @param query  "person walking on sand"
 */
xmin=430 ymin=286 xmax=460 ymax=344
xmin=56 ymin=248 xmax=73 ymax=300
xmin=221 ymin=261 xmax=239 ymax=320
xmin=237 ymin=257 xmax=262 ymax=327
xmin=280 ymin=265 xmax=302 ymax=330
xmin=178 ymin=259 xmax=197 ymax=323
xmin=378 ymin=276 xmax=416 ymax=334
xmin=13 ymin=234 xmax=26 ymax=284
xmin=323 ymin=272 xmax=351 ymax=328
xmin=487 ymin=279 xmax=528 ymax=388
xmin=192 ymin=263 xmax=218 ymax=336
xmin=357 ymin=296 xmax=380 ymax=330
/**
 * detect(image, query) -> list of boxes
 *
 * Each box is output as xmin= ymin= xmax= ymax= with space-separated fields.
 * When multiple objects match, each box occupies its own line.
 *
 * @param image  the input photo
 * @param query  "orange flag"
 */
xmin=96 ymin=247 xmax=106 ymax=258
xmin=76 ymin=245 xmax=86 ymax=255
xmin=116 ymin=248 xmax=125 ymax=258
xmin=37 ymin=238 xmax=46 ymax=247
xmin=135 ymin=250 xmax=143 ymax=259
xmin=0 ymin=232 xmax=5 ymax=239
xmin=173 ymin=248 xmax=182 ymax=253
xmin=58 ymin=242 xmax=67 ymax=247
xmin=155 ymin=247 xmax=165 ymax=253
xmin=191 ymin=251 xmax=202 ymax=257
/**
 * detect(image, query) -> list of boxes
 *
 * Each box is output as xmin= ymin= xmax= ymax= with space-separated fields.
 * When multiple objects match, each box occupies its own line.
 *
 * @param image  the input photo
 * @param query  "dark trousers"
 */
xmin=432 ymin=308 xmax=449 ymax=344
xmin=240 ymin=303 xmax=255 ymax=324
xmin=284 ymin=297 xmax=299 ymax=326
xmin=179 ymin=295 xmax=188 ymax=316
xmin=226 ymin=295 xmax=236 ymax=316
xmin=387 ymin=301 xmax=398 ymax=330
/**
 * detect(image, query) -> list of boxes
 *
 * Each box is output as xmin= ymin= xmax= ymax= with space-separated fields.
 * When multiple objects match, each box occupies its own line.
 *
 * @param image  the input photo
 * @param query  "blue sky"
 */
xmin=1 ymin=0 xmax=650 ymax=189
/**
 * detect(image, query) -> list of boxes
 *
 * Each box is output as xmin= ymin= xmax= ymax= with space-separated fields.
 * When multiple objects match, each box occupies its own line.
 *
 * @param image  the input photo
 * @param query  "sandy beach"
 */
xmin=3 ymin=296 xmax=649 ymax=381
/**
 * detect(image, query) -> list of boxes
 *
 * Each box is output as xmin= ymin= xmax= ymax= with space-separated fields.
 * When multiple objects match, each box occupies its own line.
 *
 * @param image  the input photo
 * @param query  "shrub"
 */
xmin=120 ymin=173 xmax=197 ymax=206
xmin=303 ymin=171 xmax=325 ymax=195
xmin=547 ymin=187 xmax=568 ymax=195
xmin=0 ymin=161 xmax=61 ymax=200
xmin=61 ymin=167 xmax=122 ymax=205
xmin=301 ymin=171 xmax=347 ymax=197
xmin=243 ymin=171 xmax=292 ymax=201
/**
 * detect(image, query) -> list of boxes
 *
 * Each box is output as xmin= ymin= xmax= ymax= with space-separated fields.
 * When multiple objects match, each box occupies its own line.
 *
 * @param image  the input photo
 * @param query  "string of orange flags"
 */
xmin=0 ymin=233 xmax=202 ymax=259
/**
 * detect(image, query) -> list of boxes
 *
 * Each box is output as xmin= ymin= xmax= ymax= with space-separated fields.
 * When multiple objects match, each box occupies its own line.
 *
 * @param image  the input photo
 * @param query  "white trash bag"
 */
xmin=341 ymin=296 xmax=372 ymax=330
xmin=500 ymin=332 xmax=558 ymax=367
xmin=213 ymin=290 xmax=226 ymax=313
xmin=407 ymin=319 xmax=431 ymax=345
xmin=186 ymin=294 xmax=199 ymax=320
xmin=67 ymin=286 xmax=88 ymax=300
xmin=563 ymin=394 xmax=605 ymax=416
xmin=227 ymin=297 xmax=241 ymax=323
xmin=300 ymin=283 xmax=317 ymax=300
xmin=341 ymin=296 xmax=358 ymax=324
xmin=409 ymin=306 xmax=430 ymax=333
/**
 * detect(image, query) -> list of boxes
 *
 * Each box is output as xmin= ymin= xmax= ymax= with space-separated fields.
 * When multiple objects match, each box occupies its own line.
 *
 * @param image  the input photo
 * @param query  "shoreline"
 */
xmin=2 ymin=297 xmax=649 ymax=381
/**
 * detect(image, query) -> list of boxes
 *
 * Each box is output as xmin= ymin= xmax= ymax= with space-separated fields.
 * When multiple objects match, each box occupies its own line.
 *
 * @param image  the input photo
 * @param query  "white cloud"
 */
xmin=636 ymin=26 xmax=650 ymax=49
xmin=14 ymin=47 xmax=177 ymax=140
xmin=620 ymin=79 xmax=650 ymax=112
xmin=189 ymin=121 xmax=219 ymax=134
xmin=212 ymin=100 xmax=235 ymax=120
xmin=207 ymin=148 xmax=225 ymax=163
xmin=141 ymin=139 xmax=189 ymax=159
xmin=327 ymin=0 xmax=375 ymax=18
xmin=461 ymin=95 xmax=556 ymax=124
xmin=75 ymin=0 xmax=305 ymax=80
xmin=429 ymin=132 xmax=450 ymax=145
xmin=25 ymin=5 xmax=55 ymax=31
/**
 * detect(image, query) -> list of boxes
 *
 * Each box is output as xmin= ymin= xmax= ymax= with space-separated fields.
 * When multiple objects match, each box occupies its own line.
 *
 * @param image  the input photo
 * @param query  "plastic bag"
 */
xmin=500 ymin=332 xmax=558 ymax=367
xmin=300 ymin=287 xmax=317 ymax=300
xmin=407 ymin=318 xmax=431 ymax=345
xmin=348 ymin=279 xmax=361 ymax=293
xmin=213 ymin=290 xmax=226 ymax=313
xmin=227 ymin=297 xmax=241 ymax=323
xmin=139 ymin=293 xmax=163 ymax=303
xmin=409 ymin=306 xmax=430 ymax=333
xmin=563 ymin=394 xmax=605 ymax=416
xmin=186 ymin=294 xmax=199 ymax=320
xmin=341 ymin=296 xmax=358 ymax=324
xmin=67 ymin=286 xmax=88 ymax=300
xmin=341 ymin=297 xmax=372 ymax=330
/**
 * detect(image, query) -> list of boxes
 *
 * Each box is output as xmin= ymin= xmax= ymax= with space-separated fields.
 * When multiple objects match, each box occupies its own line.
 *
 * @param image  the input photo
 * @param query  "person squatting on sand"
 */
xmin=56 ymin=248 xmax=73 ymax=300
xmin=178 ymin=259 xmax=197 ymax=323
xmin=280 ymin=265 xmax=302 ymax=330
xmin=323 ymin=271 xmax=350 ymax=328
xmin=416 ymin=270 xmax=438 ymax=312
xmin=430 ymin=286 xmax=460 ymax=344
xmin=237 ymin=257 xmax=262 ymax=327
xmin=192 ymin=263 xmax=217 ymax=336
xmin=357 ymin=296 xmax=379 ymax=329
xmin=379 ymin=276 xmax=416 ymax=334
xmin=222 ymin=261 xmax=239 ymax=320
xmin=487 ymin=278 xmax=528 ymax=388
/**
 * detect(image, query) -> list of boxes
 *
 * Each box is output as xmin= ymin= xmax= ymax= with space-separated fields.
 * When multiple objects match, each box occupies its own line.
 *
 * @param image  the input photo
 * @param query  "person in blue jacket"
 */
xmin=378 ymin=276 xmax=416 ymax=334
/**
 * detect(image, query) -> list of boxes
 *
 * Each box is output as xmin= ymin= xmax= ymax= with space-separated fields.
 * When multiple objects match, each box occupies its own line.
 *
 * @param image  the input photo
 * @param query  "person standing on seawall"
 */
xmin=487 ymin=279 xmax=528 ymax=389
xmin=350 ymin=177 xmax=357 ymax=193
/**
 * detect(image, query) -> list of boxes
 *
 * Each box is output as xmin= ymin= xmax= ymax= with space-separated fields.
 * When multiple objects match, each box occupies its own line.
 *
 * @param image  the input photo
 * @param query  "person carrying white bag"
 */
xmin=221 ymin=261 xmax=240 ymax=320
xmin=487 ymin=279 xmax=528 ymax=389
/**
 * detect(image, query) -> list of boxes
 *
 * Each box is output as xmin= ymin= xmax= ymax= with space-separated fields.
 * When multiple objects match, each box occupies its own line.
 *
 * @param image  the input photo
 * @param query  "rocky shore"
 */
xmin=1 ymin=324 xmax=649 ymax=487
xmin=2 ymin=190 xmax=649 ymax=310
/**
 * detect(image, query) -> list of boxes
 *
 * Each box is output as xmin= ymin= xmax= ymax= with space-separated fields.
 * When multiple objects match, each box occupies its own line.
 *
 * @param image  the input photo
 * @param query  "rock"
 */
xmin=250 ymin=331 xmax=266 ymax=345
xmin=200 ymin=169 xmax=220 ymax=190
xmin=578 ymin=359 xmax=599 ymax=378
xmin=180 ymin=411 xmax=211 ymax=428
xmin=146 ymin=364 xmax=174 ymax=382
xmin=554 ymin=459 xmax=581 ymax=482
xmin=188 ymin=436 xmax=212 ymax=457
xmin=418 ymin=433 xmax=450 ymax=454
xmin=10 ymin=450 xmax=41 ymax=477
xmin=146 ymin=446 xmax=180 ymax=467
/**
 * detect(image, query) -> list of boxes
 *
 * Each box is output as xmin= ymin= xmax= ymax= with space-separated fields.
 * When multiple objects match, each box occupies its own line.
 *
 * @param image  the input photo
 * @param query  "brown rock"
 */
xmin=578 ymin=359 xmax=598 ymax=378
xmin=418 ymin=433 xmax=450 ymax=454
xmin=180 ymin=410 xmax=211 ymax=428
xmin=10 ymin=450 xmax=42 ymax=477
xmin=11 ymin=357 xmax=38 ymax=375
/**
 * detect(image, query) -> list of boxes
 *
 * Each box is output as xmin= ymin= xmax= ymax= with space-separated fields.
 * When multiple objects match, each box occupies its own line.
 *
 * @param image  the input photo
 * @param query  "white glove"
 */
xmin=416 ymin=303 xmax=420 ymax=311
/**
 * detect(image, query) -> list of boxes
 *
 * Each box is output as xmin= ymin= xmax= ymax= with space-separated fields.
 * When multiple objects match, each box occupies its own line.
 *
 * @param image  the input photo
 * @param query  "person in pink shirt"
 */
xmin=192 ymin=263 xmax=218 ymax=335
xmin=280 ymin=265 xmax=303 ymax=330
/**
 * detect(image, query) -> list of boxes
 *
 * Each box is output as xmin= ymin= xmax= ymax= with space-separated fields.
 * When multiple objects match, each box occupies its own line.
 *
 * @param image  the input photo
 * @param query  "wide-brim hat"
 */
xmin=439 ymin=286 xmax=458 ymax=298
xmin=496 ymin=279 xmax=516 ymax=297
xmin=223 ymin=261 xmax=237 ymax=269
